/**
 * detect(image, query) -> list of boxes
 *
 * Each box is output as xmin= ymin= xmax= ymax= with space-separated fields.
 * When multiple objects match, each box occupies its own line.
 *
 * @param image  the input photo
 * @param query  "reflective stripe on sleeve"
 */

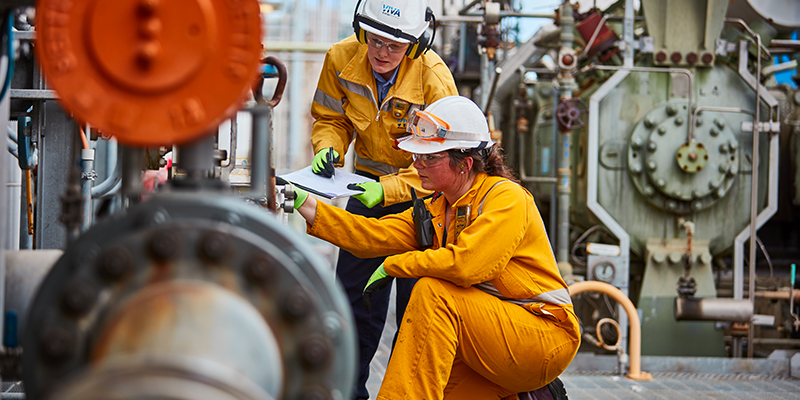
xmin=337 ymin=75 xmax=375 ymax=106
xmin=313 ymin=89 xmax=345 ymax=114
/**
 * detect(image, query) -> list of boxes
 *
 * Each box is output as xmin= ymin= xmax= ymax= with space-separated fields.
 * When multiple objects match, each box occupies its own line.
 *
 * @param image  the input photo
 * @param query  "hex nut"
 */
xmin=200 ymin=231 xmax=228 ymax=261
xmin=98 ymin=246 xmax=134 ymax=281
xmin=61 ymin=281 xmax=97 ymax=315
xmin=149 ymin=229 xmax=180 ymax=260
xmin=300 ymin=337 xmax=332 ymax=370
xmin=246 ymin=254 xmax=275 ymax=283
xmin=281 ymin=290 xmax=312 ymax=320
xmin=40 ymin=327 xmax=75 ymax=363
xmin=666 ymin=104 xmax=678 ymax=116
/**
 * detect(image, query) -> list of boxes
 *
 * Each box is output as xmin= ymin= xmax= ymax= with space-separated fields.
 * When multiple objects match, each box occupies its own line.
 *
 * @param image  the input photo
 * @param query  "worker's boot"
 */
xmin=516 ymin=377 xmax=568 ymax=400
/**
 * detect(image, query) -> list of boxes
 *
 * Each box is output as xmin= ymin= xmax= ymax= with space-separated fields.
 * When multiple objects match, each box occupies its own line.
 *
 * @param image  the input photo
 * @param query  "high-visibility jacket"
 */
xmin=310 ymin=35 xmax=458 ymax=206
xmin=308 ymin=173 xmax=576 ymax=320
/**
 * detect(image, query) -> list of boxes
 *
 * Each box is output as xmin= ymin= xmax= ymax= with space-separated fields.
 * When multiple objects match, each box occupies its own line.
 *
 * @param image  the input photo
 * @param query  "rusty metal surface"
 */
xmin=22 ymin=192 xmax=356 ymax=400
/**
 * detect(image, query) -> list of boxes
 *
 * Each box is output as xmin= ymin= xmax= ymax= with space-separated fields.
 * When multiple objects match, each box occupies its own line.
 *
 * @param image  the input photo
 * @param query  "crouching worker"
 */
xmin=293 ymin=96 xmax=580 ymax=400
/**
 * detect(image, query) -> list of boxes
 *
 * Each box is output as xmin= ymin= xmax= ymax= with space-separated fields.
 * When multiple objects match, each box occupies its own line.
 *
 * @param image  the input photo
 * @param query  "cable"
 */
xmin=0 ymin=12 xmax=14 ymax=102
xmin=79 ymin=126 xmax=89 ymax=150
xmin=570 ymin=225 xmax=615 ymax=267
xmin=755 ymin=235 xmax=774 ymax=278
xmin=744 ymin=235 xmax=774 ymax=278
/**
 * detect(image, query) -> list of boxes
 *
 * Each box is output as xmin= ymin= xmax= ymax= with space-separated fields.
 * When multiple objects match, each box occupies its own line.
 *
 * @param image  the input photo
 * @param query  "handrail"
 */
xmin=569 ymin=280 xmax=652 ymax=381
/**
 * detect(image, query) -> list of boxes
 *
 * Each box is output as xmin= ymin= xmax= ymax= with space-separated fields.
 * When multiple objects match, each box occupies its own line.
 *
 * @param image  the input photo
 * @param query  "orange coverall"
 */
xmin=308 ymin=174 xmax=580 ymax=399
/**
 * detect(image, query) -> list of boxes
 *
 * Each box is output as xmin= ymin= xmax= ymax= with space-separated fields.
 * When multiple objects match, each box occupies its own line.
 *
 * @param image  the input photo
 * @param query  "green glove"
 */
xmin=362 ymin=263 xmax=394 ymax=311
xmin=351 ymin=181 xmax=384 ymax=208
xmin=293 ymin=186 xmax=309 ymax=209
xmin=312 ymin=147 xmax=340 ymax=178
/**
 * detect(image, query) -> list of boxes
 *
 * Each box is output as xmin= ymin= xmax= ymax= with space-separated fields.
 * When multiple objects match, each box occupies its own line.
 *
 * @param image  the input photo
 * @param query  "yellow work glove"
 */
xmin=348 ymin=181 xmax=384 ymax=208
xmin=293 ymin=187 xmax=309 ymax=209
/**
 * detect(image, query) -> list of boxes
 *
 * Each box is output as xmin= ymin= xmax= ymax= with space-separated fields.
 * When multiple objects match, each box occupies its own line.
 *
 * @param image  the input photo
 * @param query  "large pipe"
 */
xmin=556 ymin=2 xmax=575 ymax=273
xmin=568 ymin=280 xmax=652 ymax=381
xmin=674 ymin=297 xmax=754 ymax=322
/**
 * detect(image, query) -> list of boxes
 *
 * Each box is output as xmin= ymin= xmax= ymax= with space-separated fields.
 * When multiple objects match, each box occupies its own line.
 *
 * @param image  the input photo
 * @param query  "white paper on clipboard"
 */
xmin=279 ymin=166 xmax=376 ymax=199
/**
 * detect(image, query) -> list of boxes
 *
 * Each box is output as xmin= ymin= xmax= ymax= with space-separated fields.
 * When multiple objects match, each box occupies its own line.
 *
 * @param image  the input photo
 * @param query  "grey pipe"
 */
xmin=556 ymin=2 xmax=575 ymax=269
xmin=221 ymin=116 xmax=238 ymax=176
xmin=177 ymin=135 xmax=216 ymax=179
xmin=249 ymin=104 xmax=272 ymax=198
xmin=674 ymin=297 xmax=754 ymax=322
xmin=746 ymin=31 xmax=762 ymax=359
xmin=7 ymin=137 xmax=16 ymax=158
xmin=80 ymin=148 xmax=94 ymax=232
xmin=91 ymin=141 xmax=120 ymax=198
xmin=623 ymin=0 xmax=634 ymax=67
xmin=120 ymin=146 xmax=144 ymax=200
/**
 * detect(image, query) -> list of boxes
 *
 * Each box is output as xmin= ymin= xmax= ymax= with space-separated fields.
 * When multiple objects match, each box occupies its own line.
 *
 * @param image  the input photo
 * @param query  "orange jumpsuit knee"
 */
xmin=376 ymin=277 xmax=580 ymax=400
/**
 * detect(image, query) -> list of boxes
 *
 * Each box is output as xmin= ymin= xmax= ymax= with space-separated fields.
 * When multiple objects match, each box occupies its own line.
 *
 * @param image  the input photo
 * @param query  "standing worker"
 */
xmin=309 ymin=0 xmax=457 ymax=398
xmin=294 ymin=96 xmax=578 ymax=399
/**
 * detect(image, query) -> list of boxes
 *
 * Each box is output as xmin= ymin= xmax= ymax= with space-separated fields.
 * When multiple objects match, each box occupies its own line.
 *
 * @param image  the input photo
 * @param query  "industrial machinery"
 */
xmin=1 ymin=0 xmax=356 ymax=399
xmin=459 ymin=0 xmax=800 ymax=371
xmin=2 ymin=0 xmax=800 ymax=398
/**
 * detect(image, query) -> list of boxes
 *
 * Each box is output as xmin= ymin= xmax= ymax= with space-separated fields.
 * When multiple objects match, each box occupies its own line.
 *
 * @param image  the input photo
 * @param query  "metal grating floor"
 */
xmin=561 ymin=372 xmax=800 ymax=399
xmin=366 ymin=286 xmax=800 ymax=399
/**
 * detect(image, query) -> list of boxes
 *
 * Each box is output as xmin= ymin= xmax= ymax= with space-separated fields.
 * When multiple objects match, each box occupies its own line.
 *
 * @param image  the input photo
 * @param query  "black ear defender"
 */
xmin=352 ymin=0 xmax=369 ymax=44
xmin=352 ymin=0 xmax=436 ymax=59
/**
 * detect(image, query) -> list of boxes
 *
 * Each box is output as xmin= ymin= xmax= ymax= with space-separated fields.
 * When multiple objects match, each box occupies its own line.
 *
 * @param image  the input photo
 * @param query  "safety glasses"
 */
xmin=407 ymin=108 xmax=450 ymax=141
xmin=412 ymin=152 xmax=448 ymax=167
xmin=366 ymin=34 xmax=408 ymax=53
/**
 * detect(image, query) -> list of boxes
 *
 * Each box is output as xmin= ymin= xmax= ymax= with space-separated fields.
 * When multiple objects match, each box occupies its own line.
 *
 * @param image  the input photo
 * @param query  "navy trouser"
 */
xmin=336 ymin=183 xmax=416 ymax=400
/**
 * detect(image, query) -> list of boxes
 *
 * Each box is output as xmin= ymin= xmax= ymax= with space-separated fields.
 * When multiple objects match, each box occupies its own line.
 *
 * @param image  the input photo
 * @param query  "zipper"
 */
xmin=365 ymin=84 xmax=381 ymax=121
xmin=379 ymin=95 xmax=395 ymax=121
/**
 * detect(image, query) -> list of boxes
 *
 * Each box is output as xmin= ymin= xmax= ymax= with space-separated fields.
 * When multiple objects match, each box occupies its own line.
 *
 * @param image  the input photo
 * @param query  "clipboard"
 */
xmin=280 ymin=166 xmax=375 ymax=199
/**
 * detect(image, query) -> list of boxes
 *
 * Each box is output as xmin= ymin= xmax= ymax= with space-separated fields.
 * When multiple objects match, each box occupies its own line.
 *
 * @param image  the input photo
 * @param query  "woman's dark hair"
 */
xmin=447 ymin=145 xmax=519 ymax=183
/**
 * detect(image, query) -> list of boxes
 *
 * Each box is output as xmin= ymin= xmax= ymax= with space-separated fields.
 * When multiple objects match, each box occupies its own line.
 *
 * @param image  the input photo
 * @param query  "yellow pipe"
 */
xmin=568 ymin=280 xmax=652 ymax=381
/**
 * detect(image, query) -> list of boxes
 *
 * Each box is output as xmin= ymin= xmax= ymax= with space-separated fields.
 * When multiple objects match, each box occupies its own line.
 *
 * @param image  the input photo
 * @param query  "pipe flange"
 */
xmin=23 ymin=192 xmax=356 ymax=400
xmin=628 ymin=101 xmax=738 ymax=214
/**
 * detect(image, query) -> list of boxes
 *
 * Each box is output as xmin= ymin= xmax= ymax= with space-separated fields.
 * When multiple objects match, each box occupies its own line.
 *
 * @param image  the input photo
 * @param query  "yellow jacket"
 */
xmin=308 ymin=173 xmax=575 ymax=320
xmin=310 ymin=35 xmax=458 ymax=205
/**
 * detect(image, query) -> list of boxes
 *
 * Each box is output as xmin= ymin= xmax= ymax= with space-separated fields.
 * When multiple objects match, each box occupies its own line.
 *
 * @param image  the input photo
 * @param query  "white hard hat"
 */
xmin=398 ymin=96 xmax=494 ymax=154
xmin=356 ymin=0 xmax=430 ymax=44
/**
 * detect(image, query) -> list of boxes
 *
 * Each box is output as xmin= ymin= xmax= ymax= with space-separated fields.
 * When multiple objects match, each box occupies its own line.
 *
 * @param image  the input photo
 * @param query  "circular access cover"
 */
xmin=35 ymin=0 xmax=262 ymax=146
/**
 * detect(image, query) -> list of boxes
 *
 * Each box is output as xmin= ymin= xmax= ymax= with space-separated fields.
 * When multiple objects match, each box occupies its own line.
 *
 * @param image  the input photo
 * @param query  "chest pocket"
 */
xmin=344 ymin=99 xmax=373 ymax=133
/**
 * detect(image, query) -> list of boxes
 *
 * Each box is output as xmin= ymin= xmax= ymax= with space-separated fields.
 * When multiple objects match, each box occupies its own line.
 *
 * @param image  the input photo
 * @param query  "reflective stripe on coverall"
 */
xmin=310 ymin=35 xmax=458 ymax=206
xmin=307 ymin=174 xmax=581 ymax=399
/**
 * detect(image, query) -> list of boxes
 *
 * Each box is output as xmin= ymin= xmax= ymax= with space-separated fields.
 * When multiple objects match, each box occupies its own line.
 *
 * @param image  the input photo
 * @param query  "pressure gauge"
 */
xmin=591 ymin=259 xmax=617 ymax=283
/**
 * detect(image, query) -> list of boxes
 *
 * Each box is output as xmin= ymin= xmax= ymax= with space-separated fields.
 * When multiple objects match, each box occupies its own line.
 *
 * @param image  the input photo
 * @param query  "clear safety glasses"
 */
xmin=412 ymin=152 xmax=448 ymax=167
xmin=367 ymin=34 xmax=408 ymax=53
xmin=406 ymin=108 xmax=451 ymax=142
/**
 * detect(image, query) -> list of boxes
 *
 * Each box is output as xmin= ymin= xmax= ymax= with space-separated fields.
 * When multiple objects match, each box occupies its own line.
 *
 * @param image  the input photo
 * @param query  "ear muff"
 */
xmin=405 ymin=30 xmax=429 ymax=59
xmin=356 ymin=25 xmax=368 ymax=44
xmin=352 ymin=0 xmax=368 ymax=44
